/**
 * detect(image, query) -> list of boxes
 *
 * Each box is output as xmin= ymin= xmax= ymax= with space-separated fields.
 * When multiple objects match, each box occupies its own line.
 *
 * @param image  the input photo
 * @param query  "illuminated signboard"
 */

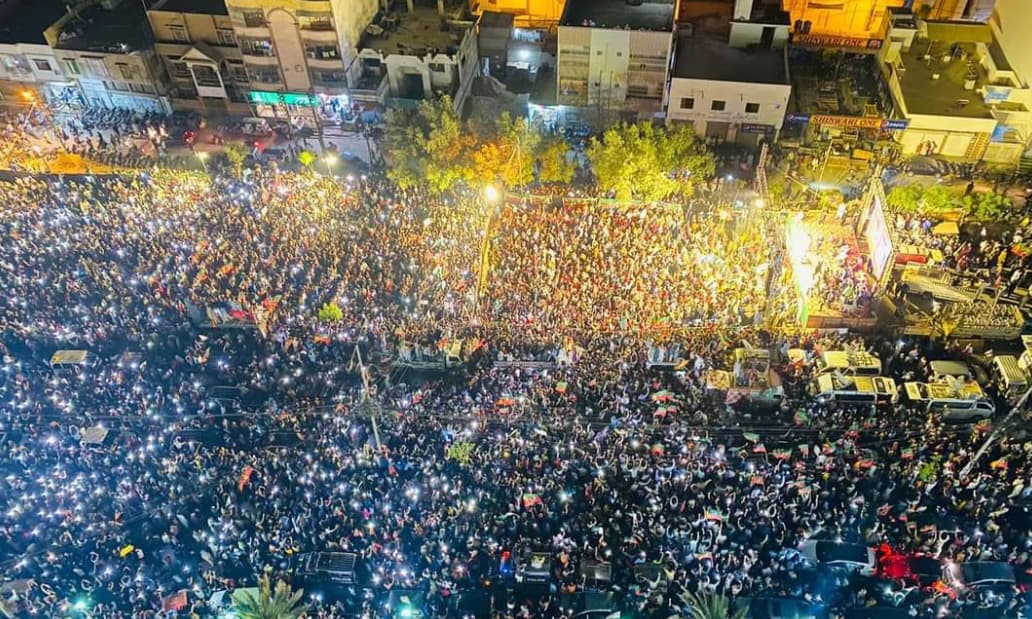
xmin=793 ymin=34 xmax=883 ymax=50
xmin=803 ymin=115 xmax=910 ymax=131
xmin=864 ymin=193 xmax=893 ymax=281
xmin=248 ymin=91 xmax=318 ymax=106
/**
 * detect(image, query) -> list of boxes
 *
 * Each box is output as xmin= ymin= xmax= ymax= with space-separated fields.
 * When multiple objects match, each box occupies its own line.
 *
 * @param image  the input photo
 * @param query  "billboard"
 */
xmin=862 ymin=193 xmax=894 ymax=281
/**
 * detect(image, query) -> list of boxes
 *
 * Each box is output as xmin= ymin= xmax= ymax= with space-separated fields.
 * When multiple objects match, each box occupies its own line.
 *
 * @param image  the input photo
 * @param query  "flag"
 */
xmin=753 ymin=443 xmax=767 ymax=455
xmin=773 ymin=449 xmax=792 ymax=461
xmin=119 ymin=544 xmax=135 ymax=558
xmin=743 ymin=432 xmax=760 ymax=443
xmin=750 ymin=475 xmax=765 ymax=486
xmin=856 ymin=459 xmax=875 ymax=469
xmin=990 ymin=457 xmax=1009 ymax=471
xmin=238 ymin=465 xmax=255 ymax=492
xmin=799 ymin=444 xmax=811 ymax=458
xmin=522 ymin=493 xmax=542 ymax=509
xmin=793 ymin=410 xmax=810 ymax=425
xmin=704 ymin=509 xmax=726 ymax=522
xmin=555 ymin=381 xmax=568 ymax=394
xmin=901 ymin=447 xmax=914 ymax=460
xmin=650 ymin=389 xmax=674 ymax=402
xmin=162 ymin=590 xmax=188 ymax=612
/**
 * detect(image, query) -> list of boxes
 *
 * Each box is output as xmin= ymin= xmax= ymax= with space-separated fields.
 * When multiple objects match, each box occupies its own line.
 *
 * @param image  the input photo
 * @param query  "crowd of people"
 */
xmin=0 ymin=160 xmax=1032 ymax=619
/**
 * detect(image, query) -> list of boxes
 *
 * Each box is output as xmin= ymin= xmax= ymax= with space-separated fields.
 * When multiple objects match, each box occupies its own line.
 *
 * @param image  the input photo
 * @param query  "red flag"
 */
xmin=238 ymin=466 xmax=255 ymax=492
xmin=162 ymin=590 xmax=188 ymax=612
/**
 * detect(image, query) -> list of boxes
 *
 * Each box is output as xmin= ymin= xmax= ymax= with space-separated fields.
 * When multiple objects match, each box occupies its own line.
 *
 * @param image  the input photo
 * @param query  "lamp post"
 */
xmin=196 ymin=151 xmax=209 ymax=172
xmin=322 ymin=152 xmax=338 ymax=176
xmin=475 ymin=185 xmax=501 ymax=319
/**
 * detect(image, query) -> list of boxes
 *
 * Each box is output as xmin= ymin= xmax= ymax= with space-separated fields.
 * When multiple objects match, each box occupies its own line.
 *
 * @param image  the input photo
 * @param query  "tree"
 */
xmin=586 ymin=122 xmax=714 ymax=201
xmin=493 ymin=113 xmax=541 ymax=188
xmin=297 ymin=150 xmax=317 ymax=170
xmin=682 ymin=591 xmax=747 ymax=619
xmin=962 ymin=190 xmax=1012 ymax=220
xmin=886 ymin=183 xmax=924 ymax=214
xmin=381 ymin=96 xmax=477 ymax=193
xmin=231 ymin=576 xmax=307 ymax=619
xmin=537 ymin=137 xmax=576 ymax=184
xmin=224 ymin=143 xmax=249 ymax=178
xmin=318 ymin=301 xmax=343 ymax=323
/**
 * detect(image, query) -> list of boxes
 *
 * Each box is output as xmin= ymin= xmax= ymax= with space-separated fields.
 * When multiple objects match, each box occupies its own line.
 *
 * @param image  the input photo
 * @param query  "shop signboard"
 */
xmin=248 ymin=90 xmax=318 ymax=106
xmin=740 ymin=123 xmax=775 ymax=134
xmin=807 ymin=115 xmax=910 ymax=131
xmin=793 ymin=34 xmax=883 ymax=50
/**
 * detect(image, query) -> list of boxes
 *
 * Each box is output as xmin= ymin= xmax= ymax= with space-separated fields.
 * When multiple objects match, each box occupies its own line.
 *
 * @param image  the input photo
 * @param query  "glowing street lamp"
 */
xmin=484 ymin=184 xmax=499 ymax=203
xmin=196 ymin=151 xmax=209 ymax=171
xmin=322 ymin=152 xmax=338 ymax=175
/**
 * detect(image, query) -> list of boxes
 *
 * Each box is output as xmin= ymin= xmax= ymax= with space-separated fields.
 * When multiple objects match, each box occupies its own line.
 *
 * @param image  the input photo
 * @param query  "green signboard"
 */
xmin=248 ymin=91 xmax=318 ymax=106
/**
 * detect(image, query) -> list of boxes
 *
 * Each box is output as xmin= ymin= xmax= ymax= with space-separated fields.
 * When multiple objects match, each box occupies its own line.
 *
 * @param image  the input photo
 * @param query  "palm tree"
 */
xmin=682 ymin=591 xmax=747 ymax=619
xmin=231 ymin=575 xmax=308 ymax=619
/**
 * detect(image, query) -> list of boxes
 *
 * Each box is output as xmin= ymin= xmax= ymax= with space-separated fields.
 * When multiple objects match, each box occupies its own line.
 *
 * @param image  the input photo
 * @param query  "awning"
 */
xmin=932 ymin=221 xmax=959 ymax=235
xmin=924 ymin=21 xmax=992 ymax=44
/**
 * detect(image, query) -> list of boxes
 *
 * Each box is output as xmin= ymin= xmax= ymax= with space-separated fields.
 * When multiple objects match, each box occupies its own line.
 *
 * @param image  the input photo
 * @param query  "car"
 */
xmin=943 ymin=560 xmax=1016 ymax=589
xmin=798 ymin=540 xmax=876 ymax=575
xmin=877 ymin=548 xmax=942 ymax=587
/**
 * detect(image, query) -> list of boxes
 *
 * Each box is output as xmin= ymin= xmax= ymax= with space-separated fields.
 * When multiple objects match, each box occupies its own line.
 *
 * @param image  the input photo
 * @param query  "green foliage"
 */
xmin=682 ymin=591 xmax=748 ymax=619
xmin=231 ymin=576 xmax=307 ymax=619
xmin=224 ymin=143 xmax=249 ymax=177
xmin=297 ymin=150 xmax=317 ymax=169
xmin=918 ymin=454 xmax=943 ymax=483
xmin=445 ymin=441 xmax=476 ymax=466
xmin=318 ymin=301 xmax=343 ymax=323
xmin=537 ymin=138 xmax=576 ymax=184
xmin=962 ymin=190 xmax=1012 ymax=221
xmin=381 ymin=96 xmax=477 ymax=193
xmin=586 ymin=122 xmax=714 ymax=201
xmin=886 ymin=183 xmax=956 ymax=216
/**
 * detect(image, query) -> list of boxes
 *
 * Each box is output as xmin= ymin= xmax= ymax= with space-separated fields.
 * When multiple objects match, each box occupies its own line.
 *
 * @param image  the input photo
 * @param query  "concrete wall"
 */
xmin=728 ymin=21 xmax=790 ymax=49
xmin=990 ymin=0 xmax=1032 ymax=89
xmin=557 ymin=26 xmax=671 ymax=106
xmin=780 ymin=0 xmax=906 ymax=38
xmin=667 ymin=75 xmax=790 ymax=136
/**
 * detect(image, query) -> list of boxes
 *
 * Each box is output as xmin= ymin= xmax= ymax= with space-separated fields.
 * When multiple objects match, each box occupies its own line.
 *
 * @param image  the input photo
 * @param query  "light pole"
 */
xmin=322 ymin=152 xmax=337 ymax=175
xmin=476 ymin=185 xmax=501 ymax=318
xmin=196 ymin=151 xmax=209 ymax=172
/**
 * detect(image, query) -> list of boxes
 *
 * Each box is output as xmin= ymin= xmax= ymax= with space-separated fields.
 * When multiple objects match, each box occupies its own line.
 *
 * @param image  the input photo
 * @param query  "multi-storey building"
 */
xmin=556 ymin=0 xmax=676 ymax=126
xmin=46 ymin=0 xmax=172 ymax=113
xmin=146 ymin=0 xmax=250 ymax=113
xmin=0 ymin=0 xmax=82 ymax=107
xmin=919 ymin=0 xmax=997 ymax=22
xmin=223 ymin=0 xmax=378 ymax=123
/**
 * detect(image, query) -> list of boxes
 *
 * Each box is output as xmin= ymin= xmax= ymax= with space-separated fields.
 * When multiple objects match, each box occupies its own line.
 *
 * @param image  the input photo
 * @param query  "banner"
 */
xmin=793 ymin=34 xmax=883 ymax=50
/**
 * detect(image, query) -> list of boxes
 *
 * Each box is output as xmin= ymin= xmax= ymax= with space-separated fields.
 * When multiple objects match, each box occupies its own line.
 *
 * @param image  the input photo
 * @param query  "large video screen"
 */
xmin=864 ymin=194 xmax=892 ymax=280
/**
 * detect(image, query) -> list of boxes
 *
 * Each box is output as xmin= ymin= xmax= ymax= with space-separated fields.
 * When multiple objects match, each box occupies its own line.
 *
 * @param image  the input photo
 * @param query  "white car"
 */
xmin=798 ymin=540 xmax=876 ymax=575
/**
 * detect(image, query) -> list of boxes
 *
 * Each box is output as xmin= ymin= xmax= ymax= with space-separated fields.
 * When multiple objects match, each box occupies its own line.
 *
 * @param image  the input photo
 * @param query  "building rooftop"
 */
xmin=360 ymin=5 xmax=470 ymax=57
xmin=54 ymin=0 xmax=153 ymax=53
xmin=147 ymin=0 xmax=227 ymax=15
xmin=789 ymin=47 xmax=892 ymax=117
xmin=894 ymin=41 xmax=997 ymax=118
xmin=0 ymin=0 xmax=71 ymax=45
xmin=561 ymin=0 xmax=675 ymax=31
xmin=479 ymin=10 xmax=514 ymax=30
xmin=673 ymin=35 xmax=786 ymax=84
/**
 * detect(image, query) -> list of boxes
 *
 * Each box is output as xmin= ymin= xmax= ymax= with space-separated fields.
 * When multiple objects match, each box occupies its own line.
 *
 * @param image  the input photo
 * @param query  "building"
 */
xmin=668 ymin=4 xmax=791 ymax=144
xmin=347 ymin=3 xmax=479 ymax=112
xmin=917 ymin=0 xmax=997 ymax=22
xmin=879 ymin=17 xmax=1031 ymax=164
xmin=46 ymin=0 xmax=172 ymax=113
xmin=0 ymin=0 xmax=83 ymax=107
xmin=146 ymin=0 xmax=251 ymax=113
xmin=556 ymin=0 xmax=676 ymax=126
xmin=467 ymin=0 xmax=565 ymax=29
xmin=223 ymin=0 xmax=379 ymax=123
xmin=781 ymin=0 xmax=907 ymax=45
xmin=989 ymin=0 xmax=1031 ymax=89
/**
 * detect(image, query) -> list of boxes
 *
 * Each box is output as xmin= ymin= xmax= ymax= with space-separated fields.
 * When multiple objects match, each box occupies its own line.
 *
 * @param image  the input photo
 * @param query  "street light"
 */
xmin=484 ymin=184 xmax=499 ymax=203
xmin=322 ymin=152 xmax=337 ymax=175
xmin=196 ymin=151 xmax=209 ymax=171
xmin=476 ymin=185 xmax=501 ymax=317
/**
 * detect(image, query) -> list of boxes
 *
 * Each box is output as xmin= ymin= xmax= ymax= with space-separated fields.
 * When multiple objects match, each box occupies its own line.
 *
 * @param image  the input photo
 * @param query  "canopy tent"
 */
xmin=51 ymin=349 xmax=88 ymax=367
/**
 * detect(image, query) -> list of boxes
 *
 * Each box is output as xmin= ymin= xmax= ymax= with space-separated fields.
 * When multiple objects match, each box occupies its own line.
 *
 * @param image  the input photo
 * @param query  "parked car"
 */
xmin=734 ymin=597 xmax=827 ymax=619
xmin=943 ymin=560 xmax=1016 ymax=589
xmin=798 ymin=540 xmax=876 ymax=575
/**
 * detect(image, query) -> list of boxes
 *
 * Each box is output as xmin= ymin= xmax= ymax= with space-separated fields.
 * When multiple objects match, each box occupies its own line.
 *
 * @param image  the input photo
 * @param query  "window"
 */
xmin=192 ymin=64 xmax=222 ymax=88
xmin=299 ymin=14 xmax=333 ymax=31
xmin=241 ymin=9 xmax=265 ymax=27
xmin=616 ymin=51 xmax=622 ymax=56
xmin=596 ymin=50 xmax=602 ymax=55
xmin=167 ymin=24 xmax=189 ymax=43
xmin=80 ymin=56 xmax=108 ymax=77
xmin=227 ymin=61 xmax=248 ymax=83
xmin=63 ymin=58 xmax=80 ymax=75
xmin=240 ymin=38 xmax=274 ymax=57
xmin=312 ymin=69 xmax=345 ymax=83
xmin=711 ymin=100 xmax=726 ymax=111
xmin=216 ymin=28 xmax=236 ymax=46
xmin=104 ymin=80 xmax=130 ymax=92
xmin=745 ymin=102 xmax=760 ymax=114
xmin=116 ymin=63 xmax=135 ymax=80
xmin=171 ymin=61 xmax=192 ymax=80
xmin=680 ymin=97 xmax=694 ymax=109
xmin=428 ymin=62 xmax=447 ymax=73
xmin=246 ymin=66 xmax=281 ymax=84
xmin=130 ymin=82 xmax=156 ymax=94
xmin=304 ymin=45 xmax=339 ymax=60
xmin=32 ymin=59 xmax=52 ymax=72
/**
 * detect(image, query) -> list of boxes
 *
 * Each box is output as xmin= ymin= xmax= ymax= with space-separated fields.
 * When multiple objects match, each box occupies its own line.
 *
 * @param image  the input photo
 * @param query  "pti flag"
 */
xmin=162 ymin=590 xmax=188 ymax=612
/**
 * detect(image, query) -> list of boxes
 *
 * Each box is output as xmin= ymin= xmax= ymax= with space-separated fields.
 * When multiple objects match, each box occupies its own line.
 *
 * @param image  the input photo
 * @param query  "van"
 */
xmin=812 ymin=374 xmax=899 ymax=404
xmin=928 ymin=360 xmax=976 ymax=384
xmin=992 ymin=355 xmax=1028 ymax=398
xmin=903 ymin=380 xmax=995 ymax=421
xmin=816 ymin=350 xmax=882 ymax=377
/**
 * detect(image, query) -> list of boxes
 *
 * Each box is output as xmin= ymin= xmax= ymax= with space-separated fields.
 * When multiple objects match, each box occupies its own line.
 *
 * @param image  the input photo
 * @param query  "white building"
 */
xmin=0 ymin=0 xmax=80 ymax=106
xmin=667 ymin=35 xmax=791 ymax=145
xmin=879 ymin=17 xmax=1032 ymax=164
xmin=556 ymin=0 xmax=675 ymax=126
